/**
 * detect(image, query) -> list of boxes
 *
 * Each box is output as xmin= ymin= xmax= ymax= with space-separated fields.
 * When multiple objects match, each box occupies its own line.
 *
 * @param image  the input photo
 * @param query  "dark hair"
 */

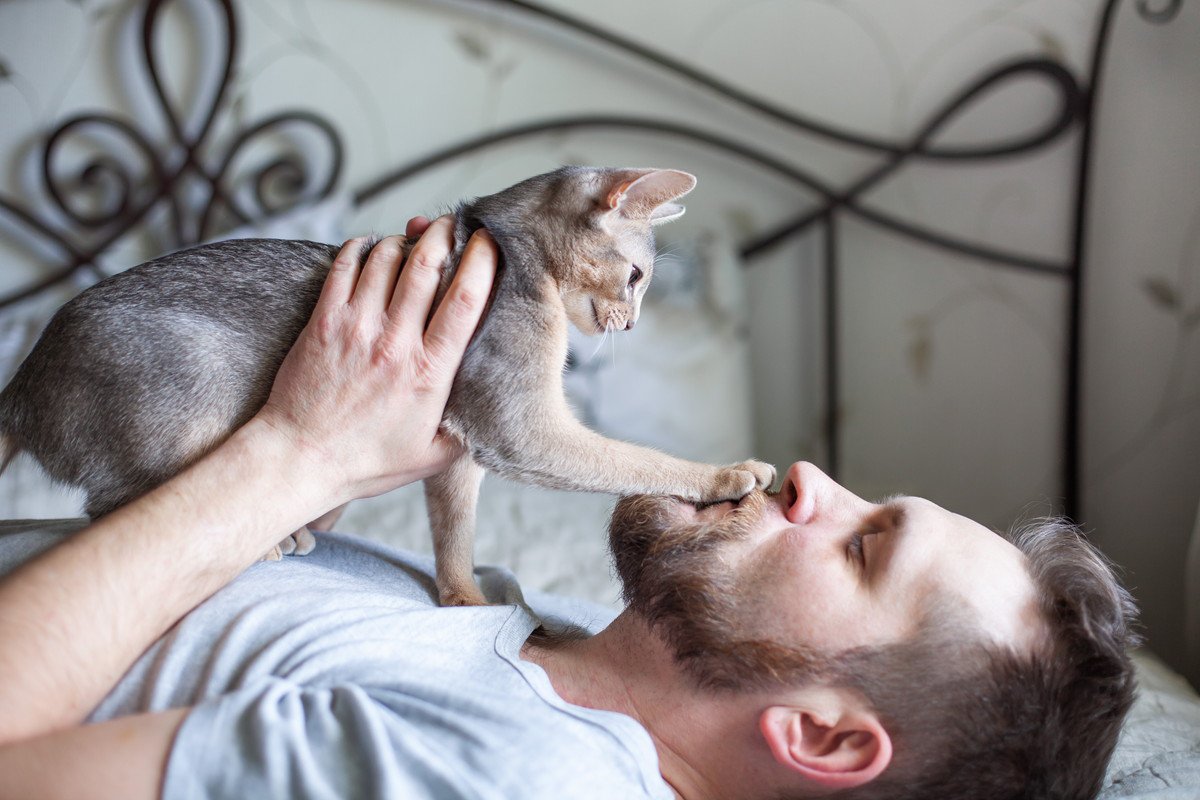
xmin=814 ymin=517 xmax=1141 ymax=800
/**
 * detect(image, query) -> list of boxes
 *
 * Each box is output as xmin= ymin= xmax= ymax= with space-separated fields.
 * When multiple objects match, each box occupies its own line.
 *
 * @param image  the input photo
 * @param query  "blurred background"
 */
xmin=0 ymin=0 xmax=1197 ymax=687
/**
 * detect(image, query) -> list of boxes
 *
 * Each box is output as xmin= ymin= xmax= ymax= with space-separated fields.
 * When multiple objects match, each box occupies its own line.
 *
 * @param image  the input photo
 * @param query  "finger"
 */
xmin=351 ymin=234 xmax=408 ymax=309
xmin=315 ymin=237 xmax=369 ymax=315
xmin=405 ymin=216 xmax=431 ymax=239
xmin=423 ymin=229 xmax=498 ymax=377
xmin=388 ymin=216 xmax=456 ymax=339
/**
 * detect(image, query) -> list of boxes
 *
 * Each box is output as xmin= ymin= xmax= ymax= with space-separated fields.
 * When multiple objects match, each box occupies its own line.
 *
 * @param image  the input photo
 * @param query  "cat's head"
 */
xmin=473 ymin=166 xmax=696 ymax=335
xmin=552 ymin=167 xmax=696 ymax=335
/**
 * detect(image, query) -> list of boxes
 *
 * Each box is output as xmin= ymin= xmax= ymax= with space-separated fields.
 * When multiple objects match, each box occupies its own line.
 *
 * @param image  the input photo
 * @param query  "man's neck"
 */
xmin=521 ymin=612 xmax=737 ymax=800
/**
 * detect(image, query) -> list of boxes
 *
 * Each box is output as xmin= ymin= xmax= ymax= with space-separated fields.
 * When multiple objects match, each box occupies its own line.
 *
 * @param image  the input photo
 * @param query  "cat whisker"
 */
xmin=589 ymin=324 xmax=610 ymax=360
xmin=654 ymin=251 xmax=685 ymax=268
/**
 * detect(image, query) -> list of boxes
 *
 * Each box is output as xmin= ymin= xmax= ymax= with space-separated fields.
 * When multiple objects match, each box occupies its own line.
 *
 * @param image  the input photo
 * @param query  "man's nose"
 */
xmin=781 ymin=461 xmax=867 ymax=525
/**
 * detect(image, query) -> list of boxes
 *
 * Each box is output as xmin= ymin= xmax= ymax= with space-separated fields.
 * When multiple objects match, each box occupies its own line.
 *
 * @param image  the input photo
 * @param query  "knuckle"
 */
xmin=408 ymin=247 xmax=445 ymax=276
xmin=349 ymin=320 xmax=377 ymax=348
xmin=331 ymin=250 xmax=359 ymax=272
xmin=313 ymin=314 xmax=339 ymax=343
xmin=446 ymin=287 xmax=482 ymax=319
xmin=370 ymin=340 xmax=403 ymax=369
xmin=371 ymin=237 xmax=404 ymax=263
xmin=412 ymin=349 xmax=444 ymax=383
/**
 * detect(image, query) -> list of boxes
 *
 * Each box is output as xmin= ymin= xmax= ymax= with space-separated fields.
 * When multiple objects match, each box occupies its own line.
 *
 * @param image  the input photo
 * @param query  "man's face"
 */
xmin=608 ymin=461 xmax=1043 ymax=688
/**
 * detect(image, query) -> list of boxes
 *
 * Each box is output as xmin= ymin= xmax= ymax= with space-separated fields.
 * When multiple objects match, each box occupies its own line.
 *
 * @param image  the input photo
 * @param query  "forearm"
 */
xmin=0 ymin=219 xmax=496 ymax=754
xmin=0 ymin=418 xmax=333 ymax=743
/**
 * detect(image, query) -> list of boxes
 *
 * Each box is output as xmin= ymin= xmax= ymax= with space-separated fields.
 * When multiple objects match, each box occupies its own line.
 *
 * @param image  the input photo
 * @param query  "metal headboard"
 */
xmin=0 ymin=0 xmax=1183 ymax=522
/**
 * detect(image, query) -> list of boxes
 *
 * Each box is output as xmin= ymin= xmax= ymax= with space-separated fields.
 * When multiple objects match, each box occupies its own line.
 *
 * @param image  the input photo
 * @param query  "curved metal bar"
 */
xmin=822 ymin=212 xmax=840 ymax=476
xmin=741 ymin=58 xmax=1083 ymax=259
xmin=1064 ymin=0 xmax=1126 ymax=521
xmin=0 ymin=195 xmax=95 ymax=288
xmin=41 ymin=113 xmax=175 ymax=233
xmin=472 ymin=0 xmax=1084 ymax=161
xmin=199 ymin=110 xmax=344 ymax=240
xmin=354 ymin=115 xmax=1067 ymax=276
xmin=141 ymin=0 xmax=236 ymax=165
xmin=0 ymin=0 xmax=345 ymax=309
xmin=355 ymin=116 xmax=835 ymax=203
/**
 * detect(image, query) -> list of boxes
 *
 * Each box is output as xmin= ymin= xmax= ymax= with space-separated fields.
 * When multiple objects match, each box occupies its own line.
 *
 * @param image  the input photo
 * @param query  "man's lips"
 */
xmin=693 ymin=499 xmax=736 ymax=523
xmin=679 ymin=488 xmax=779 ymax=524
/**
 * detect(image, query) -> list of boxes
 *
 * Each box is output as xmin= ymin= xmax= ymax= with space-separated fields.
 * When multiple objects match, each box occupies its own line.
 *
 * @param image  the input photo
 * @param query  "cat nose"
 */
xmin=624 ymin=319 xmax=635 ymax=331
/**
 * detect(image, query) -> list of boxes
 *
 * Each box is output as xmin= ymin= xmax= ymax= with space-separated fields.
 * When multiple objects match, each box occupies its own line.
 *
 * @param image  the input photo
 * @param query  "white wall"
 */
xmin=1 ymin=0 xmax=1197 ymax=679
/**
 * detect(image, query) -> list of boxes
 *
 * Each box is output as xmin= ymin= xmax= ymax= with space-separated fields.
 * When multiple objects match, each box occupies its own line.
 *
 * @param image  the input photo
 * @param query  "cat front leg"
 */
xmin=474 ymin=407 xmax=775 ymax=503
xmin=424 ymin=451 xmax=488 ymax=607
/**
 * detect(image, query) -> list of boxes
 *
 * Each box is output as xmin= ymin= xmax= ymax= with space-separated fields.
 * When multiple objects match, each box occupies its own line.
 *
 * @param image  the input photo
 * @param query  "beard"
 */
xmin=608 ymin=490 xmax=828 ymax=692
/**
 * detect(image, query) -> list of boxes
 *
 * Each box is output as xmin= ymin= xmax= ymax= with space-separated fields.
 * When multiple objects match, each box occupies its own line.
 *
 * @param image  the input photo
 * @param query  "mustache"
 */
xmin=611 ymin=487 xmax=773 ymax=556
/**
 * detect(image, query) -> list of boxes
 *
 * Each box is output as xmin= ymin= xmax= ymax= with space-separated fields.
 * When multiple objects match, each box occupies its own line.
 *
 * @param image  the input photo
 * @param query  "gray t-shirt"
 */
xmin=0 ymin=520 xmax=674 ymax=800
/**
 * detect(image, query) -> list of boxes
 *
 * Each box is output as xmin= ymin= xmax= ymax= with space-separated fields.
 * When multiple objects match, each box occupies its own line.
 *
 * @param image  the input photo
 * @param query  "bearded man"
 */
xmin=0 ymin=217 xmax=1137 ymax=800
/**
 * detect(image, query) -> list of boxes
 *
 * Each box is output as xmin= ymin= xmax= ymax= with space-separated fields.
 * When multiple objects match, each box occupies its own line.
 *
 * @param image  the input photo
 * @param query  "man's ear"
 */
xmin=759 ymin=695 xmax=892 ymax=790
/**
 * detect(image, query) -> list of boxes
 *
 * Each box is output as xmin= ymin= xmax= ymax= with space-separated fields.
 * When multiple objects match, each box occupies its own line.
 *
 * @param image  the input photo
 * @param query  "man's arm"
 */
xmin=0 ymin=217 xmax=498 ymax=796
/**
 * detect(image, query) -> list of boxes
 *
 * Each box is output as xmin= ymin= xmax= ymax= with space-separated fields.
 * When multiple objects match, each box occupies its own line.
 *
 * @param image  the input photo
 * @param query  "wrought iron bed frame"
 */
xmin=0 ymin=0 xmax=1183 ymax=522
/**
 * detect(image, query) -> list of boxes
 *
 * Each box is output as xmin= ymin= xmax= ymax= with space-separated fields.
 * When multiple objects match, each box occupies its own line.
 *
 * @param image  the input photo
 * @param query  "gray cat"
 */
xmin=0 ymin=166 xmax=774 ymax=605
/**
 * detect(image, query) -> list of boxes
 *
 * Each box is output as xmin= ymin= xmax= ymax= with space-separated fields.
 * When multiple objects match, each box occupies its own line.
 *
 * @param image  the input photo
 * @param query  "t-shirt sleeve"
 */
xmin=164 ymin=677 xmax=480 ymax=800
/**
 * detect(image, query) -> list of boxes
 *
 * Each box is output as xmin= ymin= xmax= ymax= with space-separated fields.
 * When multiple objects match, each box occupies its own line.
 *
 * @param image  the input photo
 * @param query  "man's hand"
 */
xmin=257 ymin=216 xmax=498 ymax=503
xmin=0 ymin=215 xmax=496 ymax=757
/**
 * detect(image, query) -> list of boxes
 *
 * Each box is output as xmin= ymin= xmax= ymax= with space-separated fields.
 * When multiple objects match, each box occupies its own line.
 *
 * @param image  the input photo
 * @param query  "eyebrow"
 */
xmin=865 ymin=496 xmax=910 ymax=577
xmin=876 ymin=495 xmax=909 ymax=532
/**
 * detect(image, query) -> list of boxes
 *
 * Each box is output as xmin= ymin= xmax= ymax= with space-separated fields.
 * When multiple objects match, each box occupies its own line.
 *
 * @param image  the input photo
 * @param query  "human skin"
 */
xmin=0 ymin=215 xmax=499 ymax=799
xmin=524 ymin=462 xmax=1045 ymax=798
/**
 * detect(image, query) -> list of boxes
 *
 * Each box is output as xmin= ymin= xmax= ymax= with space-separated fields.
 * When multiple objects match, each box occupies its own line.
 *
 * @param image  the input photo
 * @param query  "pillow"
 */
xmin=1100 ymin=650 xmax=1200 ymax=798
xmin=561 ymin=233 xmax=755 ymax=465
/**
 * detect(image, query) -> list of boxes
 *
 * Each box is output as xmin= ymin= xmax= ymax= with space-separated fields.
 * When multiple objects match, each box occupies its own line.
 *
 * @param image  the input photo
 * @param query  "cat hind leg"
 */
xmin=268 ymin=502 xmax=347 ymax=561
xmin=424 ymin=452 xmax=487 ymax=607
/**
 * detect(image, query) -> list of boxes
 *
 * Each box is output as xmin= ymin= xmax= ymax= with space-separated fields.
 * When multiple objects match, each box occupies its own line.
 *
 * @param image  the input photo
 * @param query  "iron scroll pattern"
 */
xmin=0 ymin=0 xmax=1176 ymax=519
xmin=0 ymin=0 xmax=343 ymax=308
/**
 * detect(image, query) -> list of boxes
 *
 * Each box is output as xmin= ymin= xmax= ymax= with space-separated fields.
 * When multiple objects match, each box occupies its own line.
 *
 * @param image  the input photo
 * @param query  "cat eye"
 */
xmin=628 ymin=265 xmax=643 ymax=286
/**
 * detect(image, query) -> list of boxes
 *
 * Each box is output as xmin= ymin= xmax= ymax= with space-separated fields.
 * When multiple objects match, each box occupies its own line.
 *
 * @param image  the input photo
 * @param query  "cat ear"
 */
xmin=605 ymin=169 xmax=697 ymax=223
xmin=649 ymin=202 xmax=686 ymax=226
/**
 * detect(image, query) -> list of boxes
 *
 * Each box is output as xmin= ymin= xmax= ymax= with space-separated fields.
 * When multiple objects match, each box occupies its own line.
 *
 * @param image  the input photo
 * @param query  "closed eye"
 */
xmin=848 ymin=531 xmax=865 ymax=565
xmin=628 ymin=265 xmax=643 ymax=286
xmin=848 ymin=529 xmax=875 ymax=569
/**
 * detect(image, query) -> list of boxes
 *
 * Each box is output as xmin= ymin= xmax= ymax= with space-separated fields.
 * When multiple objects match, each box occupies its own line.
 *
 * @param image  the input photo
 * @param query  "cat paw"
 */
xmin=437 ymin=584 xmax=488 ymax=608
xmin=274 ymin=527 xmax=317 ymax=557
xmin=291 ymin=527 xmax=317 ymax=556
xmin=260 ymin=545 xmax=284 ymax=562
xmin=707 ymin=460 xmax=777 ymax=501
xmin=737 ymin=459 xmax=776 ymax=490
